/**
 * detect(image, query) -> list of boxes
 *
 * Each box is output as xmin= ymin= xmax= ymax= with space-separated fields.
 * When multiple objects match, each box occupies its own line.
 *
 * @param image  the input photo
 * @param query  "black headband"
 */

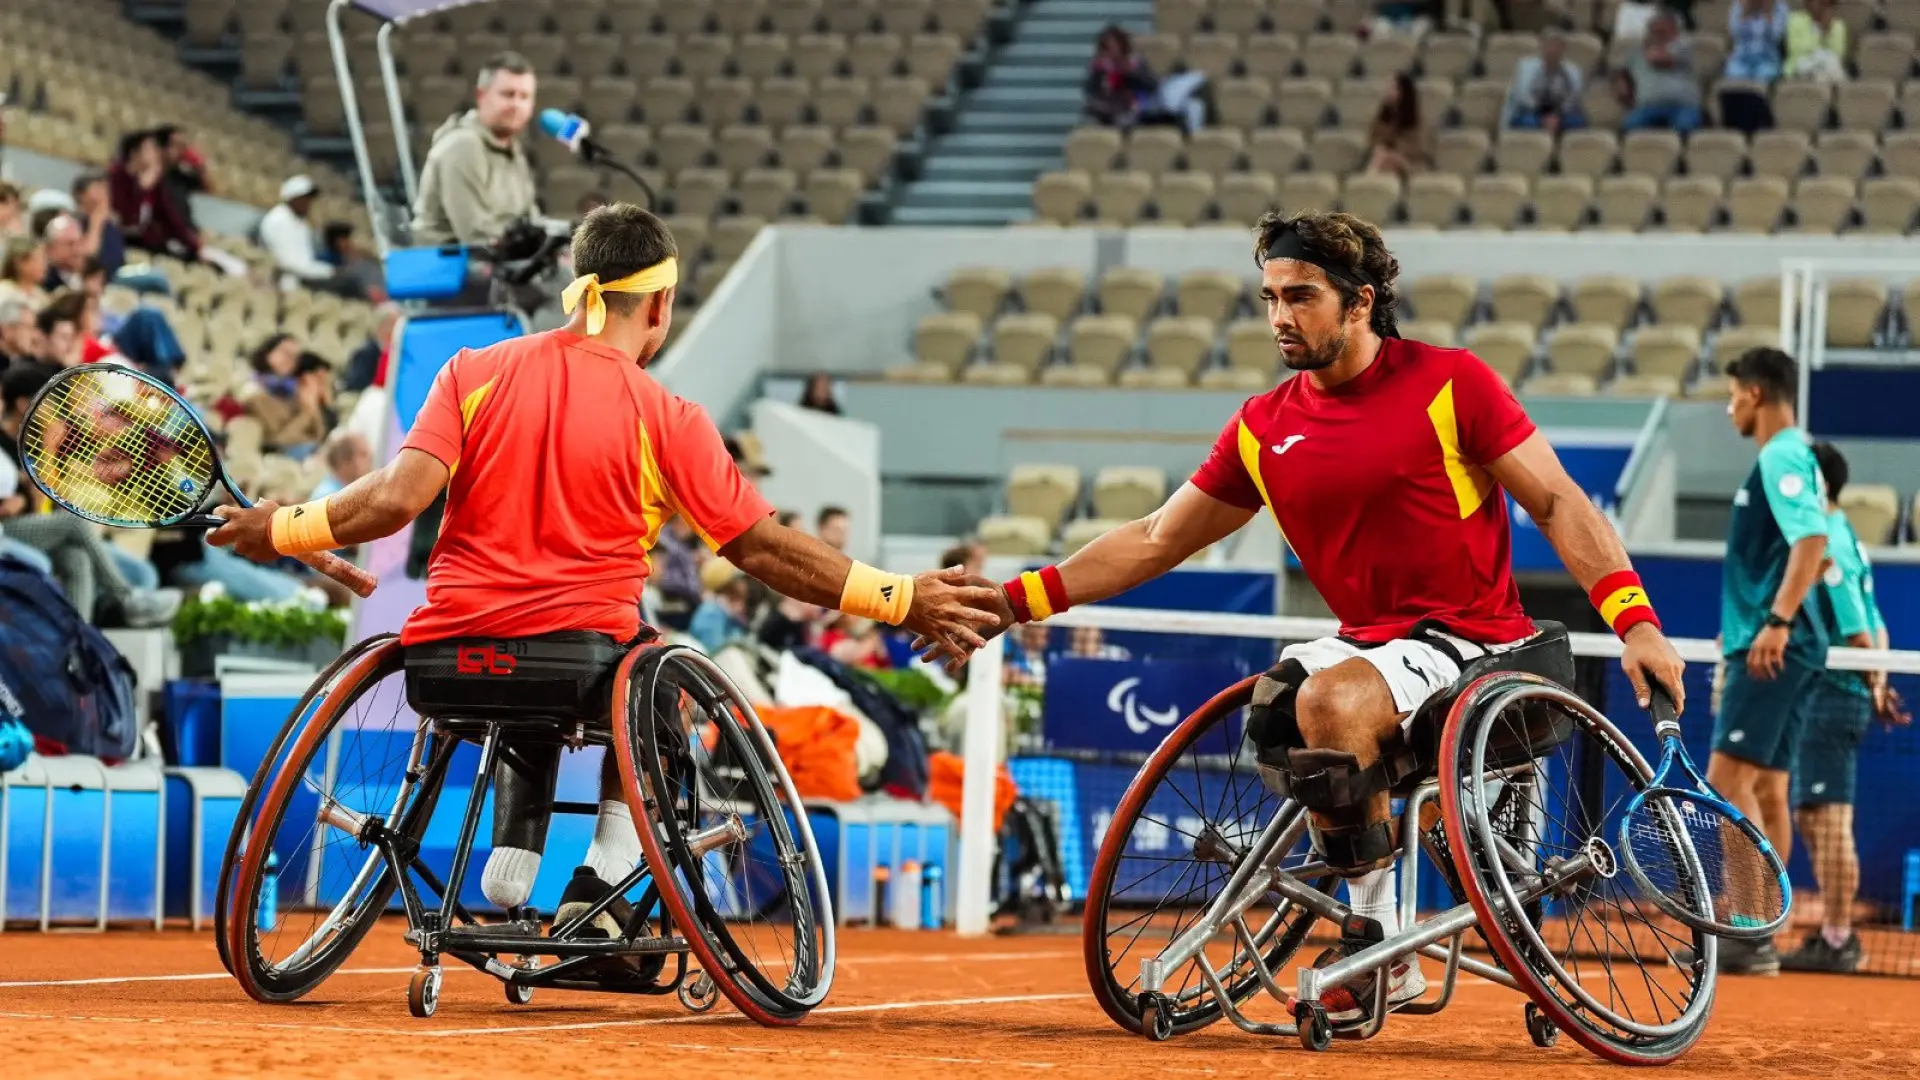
xmin=1260 ymin=228 xmax=1379 ymax=292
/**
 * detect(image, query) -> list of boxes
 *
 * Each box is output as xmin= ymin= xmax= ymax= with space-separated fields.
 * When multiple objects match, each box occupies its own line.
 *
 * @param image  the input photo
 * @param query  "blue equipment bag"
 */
xmin=0 ymin=556 xmax=140 ymax=761
xmin=383 ymin=245 xmax=471 ymax=301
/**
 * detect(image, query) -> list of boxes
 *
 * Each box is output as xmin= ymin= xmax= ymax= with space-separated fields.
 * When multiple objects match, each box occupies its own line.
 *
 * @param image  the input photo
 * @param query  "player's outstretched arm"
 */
xmin=209 ymin=448 xmax=450 ymax=564
xmin=1486 ymin=431 xmax=1687 ymax=713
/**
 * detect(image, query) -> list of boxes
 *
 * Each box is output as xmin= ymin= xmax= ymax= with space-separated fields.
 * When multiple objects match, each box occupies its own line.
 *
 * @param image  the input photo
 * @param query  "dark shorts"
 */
xmin=1712 ymin=653 xmax=1820 ymax=773
xmin=1792 ymin=681 xmax=1874 ymax=807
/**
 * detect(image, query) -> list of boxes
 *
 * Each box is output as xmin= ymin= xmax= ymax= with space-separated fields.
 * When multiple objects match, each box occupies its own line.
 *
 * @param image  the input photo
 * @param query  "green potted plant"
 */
xmin=172 ymin=585 xmax=349 ymax=676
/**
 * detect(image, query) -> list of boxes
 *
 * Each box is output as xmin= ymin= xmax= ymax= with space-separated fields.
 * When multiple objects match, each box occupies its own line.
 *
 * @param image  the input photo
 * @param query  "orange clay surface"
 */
xmin=2 ymin=921 xmax=1918 ymax=1079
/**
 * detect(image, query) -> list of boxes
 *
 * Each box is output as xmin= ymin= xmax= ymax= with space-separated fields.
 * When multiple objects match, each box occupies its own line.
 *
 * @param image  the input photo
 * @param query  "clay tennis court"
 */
xmin=3 ymin=924 xmax=1917 ymax=1079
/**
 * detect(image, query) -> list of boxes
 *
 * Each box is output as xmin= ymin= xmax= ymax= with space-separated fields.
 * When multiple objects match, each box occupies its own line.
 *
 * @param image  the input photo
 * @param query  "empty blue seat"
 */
xmin=164 ymin=767 xmax=247 ymax=928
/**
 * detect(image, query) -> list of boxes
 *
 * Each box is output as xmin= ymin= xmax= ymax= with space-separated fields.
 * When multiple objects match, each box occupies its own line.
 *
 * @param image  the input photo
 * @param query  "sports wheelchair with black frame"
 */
xmin=1082 ymin=622 xmax=1718 ymax=1066
xmin=214 ymin=631 xmax=834 ymax=1026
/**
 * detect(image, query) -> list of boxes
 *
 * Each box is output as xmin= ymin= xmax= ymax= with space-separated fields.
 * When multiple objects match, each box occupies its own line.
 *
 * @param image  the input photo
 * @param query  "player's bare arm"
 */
xmin=1747 ymin=533 xmax=1828 ymax=680
xmin=208 ymin=447 xmax=451 ymax=562
xmin=1485 ymin=430 xmax=1686 ymax=712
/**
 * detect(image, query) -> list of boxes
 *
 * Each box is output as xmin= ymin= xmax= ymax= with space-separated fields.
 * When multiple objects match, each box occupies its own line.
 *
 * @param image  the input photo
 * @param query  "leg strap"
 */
xmin=1312 ymin=820 xmax=1400 ymax=878
xmin=1268 ymin=745 xmax=1414 ymax=877
xmin=1247 ymin=658 xmax=1309 ymax=751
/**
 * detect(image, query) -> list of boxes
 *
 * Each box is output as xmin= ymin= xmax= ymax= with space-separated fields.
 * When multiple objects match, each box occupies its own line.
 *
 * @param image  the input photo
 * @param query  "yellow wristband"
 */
xmin=839 ymin=561 xmax=914 ymax=626
xmin=269 ymin=499 xmax=338 ymax=555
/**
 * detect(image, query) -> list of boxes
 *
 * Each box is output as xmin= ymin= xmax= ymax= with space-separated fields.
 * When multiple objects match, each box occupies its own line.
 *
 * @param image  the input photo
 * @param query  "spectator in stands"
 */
xmin=0 ymin=182 xmax=21 ymax=242
xmin=35 ymin=289 xmax=109 ymax=368
xmin=0 ymin=294 xmax=43 ymax=370
xmin=108 ymin=307 xmax=186 ymax=385
xmin=70 ymin=171 xmax=125 ymax=280
xmin=0 ymin=440 xmax=55 ymax=574
xmin=0 ymin=238 xmax=49 ymax=309
xmin=41 ymin=214 xmax=85 ymax=294
xmin=110 ymin=129 xmax=201 ymax=262
xmin=648 ymin=516 xmax=706 ymax=631
xmin=1068 ymin=624 xmax=1131 ymax=661
xmin=799 ymin=373 xmax=843 ymax=415
xmin=1084 ymin=26 xmax=1156 ymax=129
xmin=1504 ymin=31 xmax=1587 ymax=133
xmin=319 ymin=221 xmax=382 ymax=301
xmin=240 ymin=334 xmax=331 ymax=457
xmin=157 ymin=125 xmax=212 ymax=216
xmin=1620 ymin=11 xmax=1704 ymax=133
xmin=1004 ymin=622 xmax=1050 ymax=689
xmin=689 ymin=559 xmax=754 ymax=653
xmin=412 ymin=52 xmax=541 ymax=247
xmin=724 ymin=433 xmax=771 ymax=487
xmin=311 ymin=431 xmax=373 ymax=499
xmin=1784 ymin=0 xmax=1848 ymax=83
xmin=260 ymin=175 xmax=365 ymax=298
xmin=343 ymin=305 xmax=400 ymax=392
xmin=1725 ymin=0 xmax=1789 ymax=83
xmin=817 ymin=505 xmax=850 ymax=551
xmin=1367 ymin=73 xmax=1432 ymax=176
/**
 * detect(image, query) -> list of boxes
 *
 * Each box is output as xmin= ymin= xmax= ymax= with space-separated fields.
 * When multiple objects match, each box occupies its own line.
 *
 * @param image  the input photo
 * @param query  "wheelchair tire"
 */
xmin=222 ymin=638 xmax=443 ymax=1004
xmin=1083 ymin=677 xmax=1331 ymax=1039
xmin=612 ymin=645 xmax=835 ymax=1027
xmin=1438 ymin=672 xmax=1715 ymax=1067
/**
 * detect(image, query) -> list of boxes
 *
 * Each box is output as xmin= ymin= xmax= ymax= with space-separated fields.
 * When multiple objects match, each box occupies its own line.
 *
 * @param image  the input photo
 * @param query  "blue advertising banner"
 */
xmin=1041 ymin=657 xmax=1250 ymax=754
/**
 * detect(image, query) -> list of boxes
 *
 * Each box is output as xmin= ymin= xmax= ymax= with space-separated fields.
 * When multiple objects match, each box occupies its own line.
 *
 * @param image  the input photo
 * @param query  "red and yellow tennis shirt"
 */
xmin=1190 ymin=337 xmax=1538 ymax=644
xmin=398 ymin=329 xmax=771 ymax=645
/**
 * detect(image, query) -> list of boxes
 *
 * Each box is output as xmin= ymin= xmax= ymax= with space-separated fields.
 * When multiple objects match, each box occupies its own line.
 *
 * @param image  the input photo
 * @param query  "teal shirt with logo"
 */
xmin=1816 ymin=508 xmax=1885 ymax=698
xmin=1722 ymin=428 xmax=1829 ymax=665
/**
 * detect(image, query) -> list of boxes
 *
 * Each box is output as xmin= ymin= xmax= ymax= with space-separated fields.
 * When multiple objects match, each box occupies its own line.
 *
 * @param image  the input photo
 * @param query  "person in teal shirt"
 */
xmin=1783 ymin=442 xmax=1908 ymax=973
xmin=1713 ymin=347 xmax=1830 ymax=976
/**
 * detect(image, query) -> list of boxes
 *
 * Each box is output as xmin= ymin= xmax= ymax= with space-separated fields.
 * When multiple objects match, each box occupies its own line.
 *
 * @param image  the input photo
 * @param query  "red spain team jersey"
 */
xmin=398 ymin=330 xmax=772 ymax=646
xmin=1191 ymin=337 xmax=1538 ymax=644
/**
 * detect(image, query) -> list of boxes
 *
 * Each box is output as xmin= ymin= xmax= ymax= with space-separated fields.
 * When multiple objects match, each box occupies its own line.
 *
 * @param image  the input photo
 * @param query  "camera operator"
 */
xmin=413 ymin=52 xmax=542 ymax=249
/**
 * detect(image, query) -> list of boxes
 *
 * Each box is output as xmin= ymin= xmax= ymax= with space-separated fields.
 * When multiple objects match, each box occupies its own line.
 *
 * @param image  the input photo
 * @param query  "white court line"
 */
xmin=415 ymin=992 xmax=1086 ymax=1037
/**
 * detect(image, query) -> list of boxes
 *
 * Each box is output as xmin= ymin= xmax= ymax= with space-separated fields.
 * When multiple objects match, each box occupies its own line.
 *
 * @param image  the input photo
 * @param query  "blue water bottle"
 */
xmin=920 ymin=864 xmax=944 ymax=930
xmin=258 ymin=852 xmax=280 ymax=932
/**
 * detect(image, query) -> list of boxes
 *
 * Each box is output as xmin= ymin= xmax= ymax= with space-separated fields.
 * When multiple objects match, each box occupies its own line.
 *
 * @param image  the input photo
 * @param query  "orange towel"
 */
xmin=755 ymin=704 xmax=864 ymax=803
xmin=928 ymin=750 xmax=1018 ymax=834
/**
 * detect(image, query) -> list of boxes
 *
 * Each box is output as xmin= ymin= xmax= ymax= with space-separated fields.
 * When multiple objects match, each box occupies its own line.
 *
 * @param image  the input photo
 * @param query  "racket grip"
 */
xmin=1648 ymin=683 xmax=1681 ymax=739
xmin=296 ymin=551 xmax=377 ymax=598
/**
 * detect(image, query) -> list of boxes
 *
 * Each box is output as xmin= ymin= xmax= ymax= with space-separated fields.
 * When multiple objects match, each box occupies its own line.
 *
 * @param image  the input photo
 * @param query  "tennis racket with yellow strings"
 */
xmin=16 ymin=365 xmax=377 ymax=598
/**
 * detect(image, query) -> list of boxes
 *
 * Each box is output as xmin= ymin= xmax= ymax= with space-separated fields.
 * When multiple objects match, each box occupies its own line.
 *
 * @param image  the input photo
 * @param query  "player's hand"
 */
xmin=207 ymin=501 xmax=282 ymax=565
xmin=909 ymin=573 xmax=1014 ymax=673
xmin=901 ymin=567 xmax=1006 ymax=663
xmin=1873 ymin=678 xmax=1911 ymax=728
xmin=1746 ymin=623 xmax=1789 ymax=680
xmin=1621 ymin=622 xmax=1686 ymax=715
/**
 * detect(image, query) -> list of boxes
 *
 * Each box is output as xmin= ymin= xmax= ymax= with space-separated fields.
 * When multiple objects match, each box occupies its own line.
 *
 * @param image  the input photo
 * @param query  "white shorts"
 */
xmin=1280 ymin=630 xmax=1537 ymax=717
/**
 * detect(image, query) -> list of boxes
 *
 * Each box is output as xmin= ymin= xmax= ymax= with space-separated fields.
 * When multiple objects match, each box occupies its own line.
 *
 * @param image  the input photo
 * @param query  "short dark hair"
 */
xmin=1811 ymin=440 xmax=1848 ymax=501
xmin=476 ymin=51 xmax=534 ymax=88
xmin=70 ymin=170 xmax=106 ymax=200
xmin=2 ymin=363 xmax=52 ymax=413
xmin=1252 ymin=210 xmax=1402 ymax=338
xmin=37 ymin=289 xmax=87 ymax=336
xmin=295 ymin=351 xmax=333 ymax=376
xmin=322 ymin=221 xmax=354 ymax=249
xmin=571 ymin=203 xmax=679 ymax=319
xmin=817 ymin=505 xmax=849 ymax=528
xmin=1726 ymin=346 xmax=1797 ymax=406
xmin=938 ymin=544 xmax=973 ymax=569
xmin=776 ymin=509 xmax=803 ymax=529
xmin=249 ymin=332 xmax=297 ymax=374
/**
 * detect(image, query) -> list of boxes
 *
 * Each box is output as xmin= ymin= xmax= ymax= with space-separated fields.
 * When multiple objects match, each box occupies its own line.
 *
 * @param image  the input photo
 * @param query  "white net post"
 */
xmin=955 ymin=634 xmax=1005 ymax=937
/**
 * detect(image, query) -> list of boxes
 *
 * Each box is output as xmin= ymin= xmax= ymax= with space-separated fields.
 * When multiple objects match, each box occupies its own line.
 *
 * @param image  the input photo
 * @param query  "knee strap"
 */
xmin=1247 ymin=658 xmax=1310 ymax=751
xmin=1311 ymin=819 xmax=1400 ymax=878
xmin=1268 ymin=734 xmax=1421 ymax=810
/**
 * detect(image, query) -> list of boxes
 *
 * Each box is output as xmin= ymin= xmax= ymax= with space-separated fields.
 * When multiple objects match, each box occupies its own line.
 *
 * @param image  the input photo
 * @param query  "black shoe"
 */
xmin=553 ymin=866 xmax=663 ymax=988
xmin=1715 ymin=935 xmax=1781 ymax=976
xmin=1780 ymin=931 xmax=1864 ymax=974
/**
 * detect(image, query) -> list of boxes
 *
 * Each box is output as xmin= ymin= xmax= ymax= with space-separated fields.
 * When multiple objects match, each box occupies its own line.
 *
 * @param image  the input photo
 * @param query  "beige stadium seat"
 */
xmin=1749 ymin=130 xmax=1812 ymax=180
xmin=777 ymin=124 xmax=838 ymax=174
xmin=735 ymin=35 xmax=791 ymax=80
xmin=1219 ymin=77 xmax=1276 ymax=128
xmin=1299 ymin=33 xmax=1361 ymax=80
xmin=710 ymin=216 xmax=767 ymax=262
xmin=769 ymin=0 xmax=823 ymax=35
xmin=1127 ymin=127 xmax=1186 ymax=175
xmin=1824 ymin=278 xmax=1888 ymax=347
xmin=1184 ymin=33 xmax=1240 ymax=82
xmin=1198 ymin=367 xmax=1278 ymax=392
xmin=1155 ymin=0 xmax=1207 ymax=35
xmin=1334 ymin=78 xmax=1388 ymax=128
xmin=1571 ymin=275 xmax=1642 ymax=329
xmin=1092 ymin=467 xmax=1170 ymax=521
xmin=1836 ymin=79 xmax=1897 ymax=131
xmin=1187 ymin=128 xmax=1247 ymax=177
xmin=1493 ymin=129 xmax=1553 ymax=178
xmin=1469 ymin=174 xmax=1530 ymax=229
xmin=1840 ymin=485 xmax=1900 ymax=545
xmin=992 ymin=312 xmax=1061 ymax=370
xmin=1132 ymin=32 xmax=1180 ymax=73
xmin=1608 ymin=373 xmax=1683 ymax=398
xmin=1032 ymin=170 xmax=1092 ymax=224
xmin=1448 ymin=79 xmax=1504 ymax=131
xmin=1269 ymin=0 xmax=1326 ymax=36
xmin=736 ymin=168 xmax=798 ymax=218
xmin=680 ymin=36 xmax=734 ymax=81
xmin=1792 ymin=177 xmax=1857 ymax=234
xmin=909 ymin=32 xmax=964 ymax=87
xmin=1144 ymin=316 xmax=1217 ymax=375
xmin=1711 ymin=324 xmax=1782 ymax=370
xmin=791 ymin=35 xmax=846 ymax=80
xmin=1557 ymin=130 xmax=1619 ymax=177
xmin=1524 ymin=371 xmax=1599 ymax=396
xmin=1067 ymin=314 xmax=1139 ymax=375
xmin=1815 ymin=130 xmax=1878 ymax=180
xmin=1479 ymin=31 xmax=1536 ymax=82
xmin=1061 ymin=517 xmax=1128 ymax=557
xmin=1019 ymin=267 xmax=1088 ymax=323
xmin=1650 ymin=276 xmax=1725 ymax=331
xmin=1212 ymin=0 xmax=1270 ymax=36
xmin=656 ymin=125 xmax=715 ymax=174
xmin=1064 ymin=126 xmax=1123 ymax=173
xmin=962 ymin=361 xmax=1035 ymax=386
xmin=1308 ymin=127 xmax=1371 ymax=174
xmin=1283 ymin=171 xmax=1341 ymax=212
xmin=804 ymin=168 xmax=865 ymax=223
xmin=642 ymin=77 xmax=698 ymax=126
xmin=876 ymin=75 xmax=933 ymax=137
xmin=976 ymin=515 xmax=1053 ymax=556
xmin=716 ymin=125 xmax=775 ymax=174
xmin=841 ymin=127 xmax=901 ymax=182
xmin=1219 ymin=171 xmax=1281 ymax=221
xmin=1093 ymin=170 xmax=1154 ymax=226
xmin=849 ymin=33 xmax=904 ymax=80
xmin=1630 ymin=325 xmax=1703 ymax=380
xmin=944 ymin=267 xmax=1012 ymax=321
xmin=1434 ymin=129 xmax=1491 ymax=177
xmin=1040 ymin=363 xmax=1114 ymax=388
xmin=1244 ymin=33 xmax=1301 ymax=78
xmin=1661 ymin=176 xmax=1723 ymax=232
xmin=1419 ymin=31 xmax=1479 ymax=81
xmin=1532 ymin=175 xmax=1594 ymax=230
xmin=1155 ymin=172 xmax=1217 ymax=225
xmin=1730 ymin=278 xmax=1783 ymax=328
xmin=1359 ymin=33 xmax=1417 ymax=79
xmin=1620 ymin=130 xmax=1683 ymax=179
xmin=1400 ymin=319 xmax=1458 ymax=347
xmin=1490 ymin=275 xmax=1561 ymax=329
xmin=1772 ymin=80 xmax=1833 ymax=133
xmin=1176 ymin=271 xmax=1243 ymax=324
xmin=911 ymin=311 xmax=983 ymax=375
xmin=1596 ymin=175 xmax=1659 ymax=231
xmin=1684 ymin=129 xmax=1748 ymax=181
xmin=1406 ymin=274 xmax=1479 ymax=328
xmin=1859 ymin=178 xmax=1920 ymax=234
xmin=1247 ymin=128 xmax=1306 ymax=174
xmin=1224 ymin=318 xmax=1279 ymax=371
xmin=1118 ymin=366 xmax=1195 ymax=390
xmin=1727 ymin=177 xmax=1789 ymax=232
xmin=1099 ymin=267 xmax=1166 ymax=322
xmin=1274 ymin=78 xmax=1333 ymax=129
xmin=1882 ymin=131 xmax=1920 ymax=177
xmin=1341 ymin=172 xmax=1401 ymax=224
xmin=1463 ymin=322 xmax=1537 ymax=383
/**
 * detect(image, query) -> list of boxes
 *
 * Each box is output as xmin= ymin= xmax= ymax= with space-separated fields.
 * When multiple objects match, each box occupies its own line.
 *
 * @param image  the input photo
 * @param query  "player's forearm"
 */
xmin=724 ymin=527 xmax=855 ymax=611
xmin=1535 ymin=485 xmax=1633 ymax=594
xmin=1055 ymin=515 xmax=1193 ymax=607
xmin=321 ymin=473 xmax=425 ymax=545
xmin=1772 ymin=535 xmax=1829 ymax=621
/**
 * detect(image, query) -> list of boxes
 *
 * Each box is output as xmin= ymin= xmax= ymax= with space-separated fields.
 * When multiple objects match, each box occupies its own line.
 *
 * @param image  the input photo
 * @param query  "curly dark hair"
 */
xmin=1252 ymin=209 xmax=1401 ymax=338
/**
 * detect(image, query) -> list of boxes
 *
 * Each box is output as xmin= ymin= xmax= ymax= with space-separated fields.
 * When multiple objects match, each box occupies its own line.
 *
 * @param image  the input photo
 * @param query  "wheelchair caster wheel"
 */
xmin=1138 ymin=992 xmax=1175 ymax=1042
xmin=505 ymin=980 xmax=533 ymax=1006
xmin=678 ymin=970 xmax=717 ymax=1013
xmin=408 ymin=966 xmax=442 ymax=1019
xmin=1525 ymin=1003 xmax=1558 ymax=1048
xmin=1295 ymin=1002 xmax=1332 ymax=1052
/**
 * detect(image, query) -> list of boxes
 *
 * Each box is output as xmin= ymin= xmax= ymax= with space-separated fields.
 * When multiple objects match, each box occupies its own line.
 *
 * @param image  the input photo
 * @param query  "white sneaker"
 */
xmin=1312 ymin=944 xmax=1427 ymax=1025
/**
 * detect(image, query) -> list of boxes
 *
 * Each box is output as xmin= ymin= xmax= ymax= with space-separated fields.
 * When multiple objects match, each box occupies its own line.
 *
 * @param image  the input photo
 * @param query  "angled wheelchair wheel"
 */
xmin=613 ymin=644 xmax=835 ymax=1027
xmin=1083 ymin=677 xmax=1332 ymax=1039
xmin=221 ymin=637 xmax=453 ymax=1003
xmin=1438 ymin=672 xmax=1715 ymax=1066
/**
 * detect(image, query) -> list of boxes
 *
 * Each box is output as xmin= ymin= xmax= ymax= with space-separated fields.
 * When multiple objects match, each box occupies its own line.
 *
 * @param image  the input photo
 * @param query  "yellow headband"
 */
xmin=561 ymin=258 xmax=680 ymax=336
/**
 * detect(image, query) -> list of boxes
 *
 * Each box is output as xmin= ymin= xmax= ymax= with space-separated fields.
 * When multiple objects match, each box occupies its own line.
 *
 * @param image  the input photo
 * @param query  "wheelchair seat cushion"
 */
xmin=1392 ymin=620 xmax=1576 ymax=794
xmin=404 ymin=631 xmax=630 ymax=723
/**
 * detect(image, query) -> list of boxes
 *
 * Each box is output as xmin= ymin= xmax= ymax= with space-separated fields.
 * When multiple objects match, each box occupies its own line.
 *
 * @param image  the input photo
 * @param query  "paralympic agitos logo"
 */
xmin=1107 ymin=677 xmax=1181 ymax=736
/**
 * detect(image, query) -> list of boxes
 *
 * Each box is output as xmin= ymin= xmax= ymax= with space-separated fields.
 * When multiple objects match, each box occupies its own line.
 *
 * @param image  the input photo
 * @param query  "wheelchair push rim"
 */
xmin=1438 ymin=672 xmax=1716 ymax=1067
xmin=1083 ymin=676 xmax=1331 ymax=1039
xmin=613 ymin=644 xmax=836 ymax=1025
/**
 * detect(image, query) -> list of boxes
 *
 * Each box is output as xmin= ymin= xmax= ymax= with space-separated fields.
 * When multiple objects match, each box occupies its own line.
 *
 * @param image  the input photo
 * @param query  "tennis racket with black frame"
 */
xmin=1618 ymin=684 xmax=1790 ymax=940
xmin=16 ymin=364 xmax=376 ymax=598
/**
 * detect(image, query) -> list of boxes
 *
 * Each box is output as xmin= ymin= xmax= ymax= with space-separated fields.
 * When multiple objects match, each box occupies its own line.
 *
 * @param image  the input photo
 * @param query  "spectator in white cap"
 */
xmin=259 ymin=175 xmax=362 ymax=297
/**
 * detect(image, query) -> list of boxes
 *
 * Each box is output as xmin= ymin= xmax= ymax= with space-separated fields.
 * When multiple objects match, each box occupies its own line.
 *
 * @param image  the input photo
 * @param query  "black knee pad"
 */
xmin=1270 ymin=747 xmax=1401 ymax=876
xmin=492 ymin=742 xmax=561 ymax=852
xmin=1248 ymin=659 xmax=1309 ymax=752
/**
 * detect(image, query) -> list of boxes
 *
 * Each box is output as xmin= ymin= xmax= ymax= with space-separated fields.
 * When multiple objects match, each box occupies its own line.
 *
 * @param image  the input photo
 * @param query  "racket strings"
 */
xmin=21 ymin=369 xmax=215 ymax=526
xmin=1624 ymin=793 xmax=1785 ymax=930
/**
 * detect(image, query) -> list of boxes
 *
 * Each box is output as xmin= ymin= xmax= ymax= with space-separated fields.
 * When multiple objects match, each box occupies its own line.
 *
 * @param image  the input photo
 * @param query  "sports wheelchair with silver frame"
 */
xmin=215 ymin=631 xmax=834 ymax=1025
xmin=1082 ymin=622 xmax=1718 ymax=1066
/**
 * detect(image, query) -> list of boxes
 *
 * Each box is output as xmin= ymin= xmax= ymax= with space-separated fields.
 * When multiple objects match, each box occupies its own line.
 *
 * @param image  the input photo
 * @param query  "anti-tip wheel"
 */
xmin=1295 ymin=1002 xmax=1333 ymax=1052
xmin=504 ymin=980 xmax=534 ymax=1006
xmin=408 ymin=966 xmax=442 ymax=1019
xmin=1139 ymin=992 xmax=1175 ymax=1042
xmin=678 ymin=970 xmax=718 ymax=1014
xmin=1525 ymin=1002 xmax=1559 ymax=1048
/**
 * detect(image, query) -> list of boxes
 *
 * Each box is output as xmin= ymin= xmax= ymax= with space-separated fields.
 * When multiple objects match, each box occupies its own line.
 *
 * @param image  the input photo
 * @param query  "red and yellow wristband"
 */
xmin=1590 ymin=570 xmax=1660 ymax=638
xmin=1003 ymin=565 xmax=1071 ymax=624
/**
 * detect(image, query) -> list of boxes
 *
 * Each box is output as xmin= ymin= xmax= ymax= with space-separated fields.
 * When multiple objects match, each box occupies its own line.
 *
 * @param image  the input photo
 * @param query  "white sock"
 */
xmin=1347 ymin=867 xmax=1400 ymax=938
xmin=481 ymin=845 xmax=541 ymax=909
xmin=584 ymin=799 xmax=642 ymax=886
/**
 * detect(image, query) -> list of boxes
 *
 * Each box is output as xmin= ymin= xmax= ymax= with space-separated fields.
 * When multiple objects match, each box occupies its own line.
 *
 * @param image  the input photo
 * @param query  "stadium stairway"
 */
xmin=890 ymin=0 xmax=1151 ymax=226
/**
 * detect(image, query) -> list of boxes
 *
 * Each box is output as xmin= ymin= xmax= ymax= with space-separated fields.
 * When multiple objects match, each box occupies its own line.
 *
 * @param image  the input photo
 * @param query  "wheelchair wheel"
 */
xmin=221 ymin=637 xmax=451 ymax=1003
xmin=1438 ymin=672 xmax=1715 ymax=1066
xmin=1084 ymin=677 xmax=1332 ymax=1039
xmin=613 ymin=644 xmax=835 ymax=1026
